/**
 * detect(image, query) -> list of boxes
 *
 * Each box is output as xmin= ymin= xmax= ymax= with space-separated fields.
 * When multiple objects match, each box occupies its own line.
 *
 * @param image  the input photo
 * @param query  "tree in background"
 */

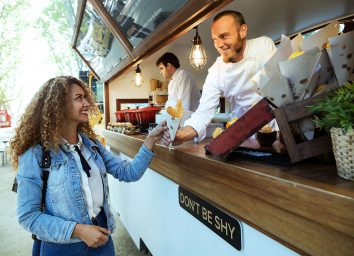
xmin=1 ymin=0 xmax=98 ymax=123
xmin=0 ymin=0 xmax=30 ymax=108
xmin=35 ymin=0 xmax=83 ymax=75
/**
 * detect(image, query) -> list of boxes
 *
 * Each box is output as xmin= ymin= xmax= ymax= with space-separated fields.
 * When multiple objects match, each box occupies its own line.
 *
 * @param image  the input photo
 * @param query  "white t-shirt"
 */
xmin=165 ymin=68 xmax=201 ymax=112
xmin=184 ymin=36 xmax=277 ymax=141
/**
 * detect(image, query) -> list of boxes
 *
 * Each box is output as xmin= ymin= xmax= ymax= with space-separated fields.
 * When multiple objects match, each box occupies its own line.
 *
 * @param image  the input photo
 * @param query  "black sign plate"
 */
xmin=178 ymin=186 xmax=242 ymax=251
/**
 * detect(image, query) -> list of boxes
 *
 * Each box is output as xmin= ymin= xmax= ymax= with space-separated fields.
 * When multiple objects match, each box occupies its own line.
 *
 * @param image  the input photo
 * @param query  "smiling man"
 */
xmin=161 ymin=10 xmax=277 ymax=146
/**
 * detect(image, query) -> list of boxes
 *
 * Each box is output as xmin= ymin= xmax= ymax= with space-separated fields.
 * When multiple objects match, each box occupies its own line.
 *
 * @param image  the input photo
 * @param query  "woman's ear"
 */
xmin=239 ymin=24 xmax=248 ymax=40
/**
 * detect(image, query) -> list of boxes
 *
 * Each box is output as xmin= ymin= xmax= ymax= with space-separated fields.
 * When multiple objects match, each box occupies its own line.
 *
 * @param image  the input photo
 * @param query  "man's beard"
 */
xmin=222 ymin=31 xmax=244 ymax=63
xmin=223 ymin=39 xmax=243 ymax=63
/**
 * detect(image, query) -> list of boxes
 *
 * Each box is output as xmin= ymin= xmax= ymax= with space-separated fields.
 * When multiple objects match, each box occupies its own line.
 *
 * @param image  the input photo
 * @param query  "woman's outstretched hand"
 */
xmin=144 ymin=121 xmax=169 ymax=150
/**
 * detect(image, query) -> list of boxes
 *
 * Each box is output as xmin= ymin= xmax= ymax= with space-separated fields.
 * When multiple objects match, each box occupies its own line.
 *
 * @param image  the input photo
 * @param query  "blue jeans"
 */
xmin=38 ymin=209 xmax=115 ymax=256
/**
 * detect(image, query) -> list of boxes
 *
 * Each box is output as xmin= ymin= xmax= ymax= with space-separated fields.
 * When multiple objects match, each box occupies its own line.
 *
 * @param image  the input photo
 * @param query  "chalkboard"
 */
xmin=76 ymin=1 xmax=130 ymax=79
xmin=101 ymin=0 xmax=188 ymax=48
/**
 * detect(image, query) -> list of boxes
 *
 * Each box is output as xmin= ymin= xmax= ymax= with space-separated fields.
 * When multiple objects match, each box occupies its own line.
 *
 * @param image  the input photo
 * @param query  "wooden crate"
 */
xmin=273 ymin=93 xmax=333 ymax=163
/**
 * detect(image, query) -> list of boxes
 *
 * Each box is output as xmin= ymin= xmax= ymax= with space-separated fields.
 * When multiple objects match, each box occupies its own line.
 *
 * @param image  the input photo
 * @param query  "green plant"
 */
xmin=308 ymin=81 xmax=354 ymax=133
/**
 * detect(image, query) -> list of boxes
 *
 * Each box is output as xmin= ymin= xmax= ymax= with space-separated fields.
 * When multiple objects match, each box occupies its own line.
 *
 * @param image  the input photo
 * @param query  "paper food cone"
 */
xmin=164 ymin=114 xmax=181 ymax=142
xmin=263 ymin=35 xmax=293 ymax=76
xmin=254 ymin=73 xmax=270 ymax=91
xmin=279 ymin=47 xmax=322 ymax=101
xmin=259 ymin=73 xmax=294 ymax=107
xmin=291 ymin=33 xmax=304 ymax=52
xmin=254 ymin=34 xmax=300 ymax=91
xmin=317 ymin=49 xmax=337 ymax=86
xmin=302 ymin=21 xmax=340 ymax=52
xmin=251 ymin=35 xmax=292 ymax=91
xmin=303 ymin=68 xmax=320 ymax=100
xmin=156 ymin=112 xmax=181 ymax=141
xmin=303 ymin=49 xmax=338 ymax=98
xmin=327 ymin=30 xmax=354 ymax=86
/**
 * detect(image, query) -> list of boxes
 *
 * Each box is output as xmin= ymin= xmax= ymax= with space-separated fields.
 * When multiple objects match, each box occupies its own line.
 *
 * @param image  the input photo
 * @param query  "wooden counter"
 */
xmin=102 ymin=130 xmax=354 ymax=256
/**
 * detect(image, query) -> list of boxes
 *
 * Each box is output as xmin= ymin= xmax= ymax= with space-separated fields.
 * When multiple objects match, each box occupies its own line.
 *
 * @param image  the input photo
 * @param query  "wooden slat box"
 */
xmin=273 ymin=93 xmax=333 ymax=163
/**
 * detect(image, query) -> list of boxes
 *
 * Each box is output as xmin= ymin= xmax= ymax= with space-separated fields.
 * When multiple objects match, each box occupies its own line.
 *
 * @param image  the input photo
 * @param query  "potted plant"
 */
xmin=309 ymin=81 xmax=354 ymax=180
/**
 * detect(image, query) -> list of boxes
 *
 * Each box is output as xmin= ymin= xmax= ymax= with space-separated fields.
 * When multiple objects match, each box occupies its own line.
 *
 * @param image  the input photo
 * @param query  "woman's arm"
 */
xmin=99 ymin=121 xmax=168 ymax=182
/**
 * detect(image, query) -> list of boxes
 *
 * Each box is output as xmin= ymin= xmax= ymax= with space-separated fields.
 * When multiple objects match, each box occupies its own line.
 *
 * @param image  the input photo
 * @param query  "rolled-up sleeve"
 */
xmin=184 ymin=68 xmax=222 ymax=141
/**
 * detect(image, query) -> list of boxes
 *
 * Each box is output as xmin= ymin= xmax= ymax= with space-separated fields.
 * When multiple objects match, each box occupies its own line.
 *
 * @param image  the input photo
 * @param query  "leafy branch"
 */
xmin=308 ymin=81 xmax=354 ymax=132
xmin=0 ymin=0 xmax=30 ymax=104
xmin=34 ymin=0 xmax=83 ymax=75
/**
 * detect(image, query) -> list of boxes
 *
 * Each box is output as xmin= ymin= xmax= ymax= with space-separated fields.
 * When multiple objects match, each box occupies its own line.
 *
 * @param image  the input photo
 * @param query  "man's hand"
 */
xmin=160 ymin=126 xmax=197 ymax=146
xmin=72 ymin=223 xmax=110 ymax=248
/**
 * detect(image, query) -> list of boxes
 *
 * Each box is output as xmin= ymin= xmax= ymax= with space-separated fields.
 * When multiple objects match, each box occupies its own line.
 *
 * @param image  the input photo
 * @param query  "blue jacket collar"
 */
xmin=79 ymin=132 xmax=99 ymax=154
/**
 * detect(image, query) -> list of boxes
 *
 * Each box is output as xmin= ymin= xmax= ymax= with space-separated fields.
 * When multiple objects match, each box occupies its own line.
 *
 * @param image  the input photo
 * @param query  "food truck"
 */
xmin=72 ymin=0 xmax=354 ymax=255
xmin=0 ymin=109 xmax=11 ymax=128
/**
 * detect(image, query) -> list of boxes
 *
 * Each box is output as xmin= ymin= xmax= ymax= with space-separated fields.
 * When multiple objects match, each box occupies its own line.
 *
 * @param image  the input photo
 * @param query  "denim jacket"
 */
xmin=17 ymin=133 xmax=154 ymax=243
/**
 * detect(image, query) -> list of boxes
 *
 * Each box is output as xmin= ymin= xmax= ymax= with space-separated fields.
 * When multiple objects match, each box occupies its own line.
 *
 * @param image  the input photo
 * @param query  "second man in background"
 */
xmin=156 ymin=52 xmax=201 ymax=112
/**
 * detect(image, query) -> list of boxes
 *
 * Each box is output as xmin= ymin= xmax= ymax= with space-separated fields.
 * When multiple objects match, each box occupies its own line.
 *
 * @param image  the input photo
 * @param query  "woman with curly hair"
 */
xmin=10 ymin=76 xmax=168 ymax=256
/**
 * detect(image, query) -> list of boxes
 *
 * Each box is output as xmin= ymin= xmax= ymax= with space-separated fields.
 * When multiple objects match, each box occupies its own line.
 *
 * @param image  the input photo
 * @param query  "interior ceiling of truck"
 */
xmin=203 ymin=0 xmax=354 ymax=41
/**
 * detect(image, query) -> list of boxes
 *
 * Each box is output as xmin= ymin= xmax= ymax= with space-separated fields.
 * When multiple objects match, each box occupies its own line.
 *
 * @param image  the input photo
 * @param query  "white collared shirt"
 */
xmin=184 ymin=36 xmax=277 ymax=141
xmin=165 ymin=68 xmax=201 ymax=112
xmin=61 ymin=135 xmax=104 ymax=218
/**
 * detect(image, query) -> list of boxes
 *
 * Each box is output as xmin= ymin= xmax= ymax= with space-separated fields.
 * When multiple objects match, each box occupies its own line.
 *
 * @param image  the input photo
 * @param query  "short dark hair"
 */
xmin=213 ymin=10 xmax=246 ymax=26
xmin=156 ymin=52 xmax=180 ymax=68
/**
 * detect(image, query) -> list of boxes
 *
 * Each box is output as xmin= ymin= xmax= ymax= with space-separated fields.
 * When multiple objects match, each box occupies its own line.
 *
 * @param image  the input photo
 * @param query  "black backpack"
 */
xmin=12 ymin=147 xmax=50 ymax=243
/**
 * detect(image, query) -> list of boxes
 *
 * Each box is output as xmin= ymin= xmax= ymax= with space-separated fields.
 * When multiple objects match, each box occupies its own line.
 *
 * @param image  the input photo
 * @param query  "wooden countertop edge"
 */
xmin=103 ymin=130 xmax=354 ymax=255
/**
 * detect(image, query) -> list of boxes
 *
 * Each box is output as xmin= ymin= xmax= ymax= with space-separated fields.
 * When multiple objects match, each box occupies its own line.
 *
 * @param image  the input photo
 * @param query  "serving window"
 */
xmin=73 ymin=0 xmax=131 ymax=80
xmin=101 ymin=0 xmax=188 ymax=49
xmin=72 ymin=0 xmax=232 ymax=82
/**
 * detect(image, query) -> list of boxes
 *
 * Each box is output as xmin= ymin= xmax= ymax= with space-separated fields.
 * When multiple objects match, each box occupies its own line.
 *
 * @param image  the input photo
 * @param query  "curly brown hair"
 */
xmin=10 ymin=76 xmax=99 ymax=171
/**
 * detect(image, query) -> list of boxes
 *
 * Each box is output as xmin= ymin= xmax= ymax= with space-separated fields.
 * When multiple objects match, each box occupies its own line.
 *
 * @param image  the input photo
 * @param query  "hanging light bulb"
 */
xmin=132 ymin=64 xmax=143 ymax=87
xmin=189 ymin=26 xmax=207 ymax=70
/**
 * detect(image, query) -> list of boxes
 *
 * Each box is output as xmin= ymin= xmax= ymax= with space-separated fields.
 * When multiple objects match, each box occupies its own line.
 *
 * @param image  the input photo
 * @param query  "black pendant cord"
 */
xmin=74 ymin=145 xmax=91 ymax=177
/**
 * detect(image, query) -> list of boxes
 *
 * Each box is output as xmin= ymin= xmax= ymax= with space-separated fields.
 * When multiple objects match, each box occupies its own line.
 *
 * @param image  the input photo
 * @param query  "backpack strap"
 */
xmin=40 ymin=148 xmax=50 ymax=211
xmin=32 ymin=148 xmax=51 ymax=241
xmin=11 ymin=147 xmax=51 ymax=194
xmin=11 ymin=177 xmax=18 ymax=193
